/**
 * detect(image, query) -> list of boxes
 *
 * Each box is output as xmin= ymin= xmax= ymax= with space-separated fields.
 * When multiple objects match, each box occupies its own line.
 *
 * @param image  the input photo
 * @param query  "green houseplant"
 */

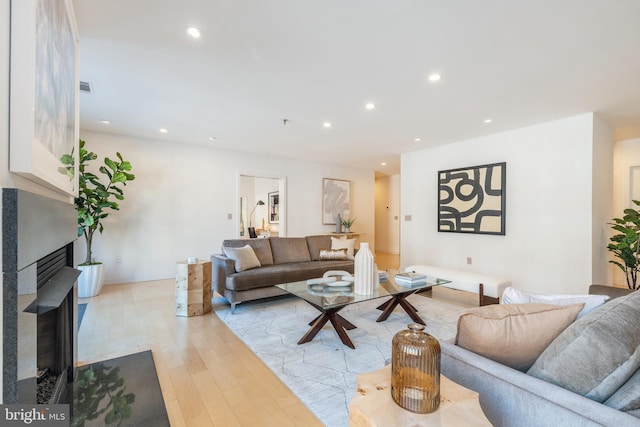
xmin=61 ymin=139 xmax=135 ymax=297
xmin=341 ymin=217 xmax=356 ymax=232
xmin=607 ymin=200 xmax=640 ymax=290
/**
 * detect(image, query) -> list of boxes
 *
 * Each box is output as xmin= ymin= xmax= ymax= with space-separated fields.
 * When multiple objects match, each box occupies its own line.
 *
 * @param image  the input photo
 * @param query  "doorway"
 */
xmin=374 ymin=174 xmax=400 ymax=268
xmin=239 ymin=174 xmax=287 ymax=238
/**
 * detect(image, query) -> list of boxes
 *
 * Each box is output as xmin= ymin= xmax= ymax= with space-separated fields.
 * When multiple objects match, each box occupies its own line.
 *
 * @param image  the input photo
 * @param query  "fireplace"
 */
xmin=2 ymin=189 xmax=78 ymax=404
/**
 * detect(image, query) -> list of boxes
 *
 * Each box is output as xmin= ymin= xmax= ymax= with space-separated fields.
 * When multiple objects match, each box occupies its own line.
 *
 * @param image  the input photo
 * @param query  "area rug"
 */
xmin=214 ymin=293 xmax=468 ymax=427
xmin=73 ymin=350 xmax=169 ymax=427
xmin=78 ymin=303 xmax=87 ymax=331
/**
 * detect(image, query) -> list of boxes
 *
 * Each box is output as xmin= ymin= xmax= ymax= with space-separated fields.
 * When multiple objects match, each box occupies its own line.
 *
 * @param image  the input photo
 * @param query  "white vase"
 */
xmin=354 ymin=243 xmax=376 ymax=295
xmin=77 ymin=263 xmax=105 ymax=298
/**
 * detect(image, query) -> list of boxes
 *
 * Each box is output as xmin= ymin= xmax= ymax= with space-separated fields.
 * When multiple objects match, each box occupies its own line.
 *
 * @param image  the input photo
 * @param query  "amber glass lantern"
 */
xmin=391 ymin=323 xmax=441 ymax=413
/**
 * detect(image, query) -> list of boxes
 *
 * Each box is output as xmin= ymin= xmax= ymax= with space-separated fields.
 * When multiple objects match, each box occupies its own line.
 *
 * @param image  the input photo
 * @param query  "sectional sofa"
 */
xmin=441 ymin=285 xmax=640 ymax=426
xmin=212 ymin=235 xmax=355 ymax=312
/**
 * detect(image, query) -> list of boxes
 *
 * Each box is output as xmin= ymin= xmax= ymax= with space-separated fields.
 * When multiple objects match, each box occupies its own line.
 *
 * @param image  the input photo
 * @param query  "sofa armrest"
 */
xmin=211 ymin=254 xmax=235 ymax=297
xmin=440 ymin=340 xmax=639 ymax=426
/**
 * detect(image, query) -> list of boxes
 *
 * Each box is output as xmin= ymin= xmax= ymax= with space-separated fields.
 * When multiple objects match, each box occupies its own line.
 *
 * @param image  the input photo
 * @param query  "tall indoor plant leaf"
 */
xmin=61 ymin=139 xmax=135 ymax=265
xmin=607 ymin=200 xmax=640 ymax=290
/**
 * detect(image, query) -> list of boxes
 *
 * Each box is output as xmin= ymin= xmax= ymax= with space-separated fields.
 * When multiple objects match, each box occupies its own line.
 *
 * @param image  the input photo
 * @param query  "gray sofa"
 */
xmin=441 ymin=285 xmax=639 ymax=426
xmin=212 ymin=235 xmax=354 ymax=312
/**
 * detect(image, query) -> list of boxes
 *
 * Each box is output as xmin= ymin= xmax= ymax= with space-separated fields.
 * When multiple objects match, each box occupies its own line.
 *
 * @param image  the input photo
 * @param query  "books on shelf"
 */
xmin=394 ymin=272 xmax=428 ymax=287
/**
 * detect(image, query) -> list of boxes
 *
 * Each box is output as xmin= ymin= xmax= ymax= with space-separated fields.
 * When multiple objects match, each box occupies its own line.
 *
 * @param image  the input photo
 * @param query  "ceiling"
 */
xmin=73 ymin=0 xmax=640 ymax=175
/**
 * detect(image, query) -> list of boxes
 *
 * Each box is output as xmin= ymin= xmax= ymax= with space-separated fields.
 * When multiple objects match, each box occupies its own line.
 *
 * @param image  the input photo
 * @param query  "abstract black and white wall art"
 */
xmin=438 ymin=162 xmax=506 ymax=235
xmin=322 ymin=178 xmax=351 ymax=224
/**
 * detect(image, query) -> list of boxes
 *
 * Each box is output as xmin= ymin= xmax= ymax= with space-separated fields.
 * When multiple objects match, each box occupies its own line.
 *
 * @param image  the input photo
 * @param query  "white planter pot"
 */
xmin=77 ymin=263 xmax=105 ymax=298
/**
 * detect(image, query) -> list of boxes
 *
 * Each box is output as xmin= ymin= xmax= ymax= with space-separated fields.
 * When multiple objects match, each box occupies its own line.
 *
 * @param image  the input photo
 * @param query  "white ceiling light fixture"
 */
xmin=159 ymin=128 xmax=168 ymax=133
xmin=484 ymin=118 xmax=493 ymax=123
xmin=381 ymin=162 xmax=387 ymax=166
xmin=186 ymin=27 xmax=203 ymax=39
xmin=365 ymin=103 xmax=375 ymax=110
xmin=428 ymin=73 xmax=442 ymax=82
xmin=100 ymin=120 xmax=111 ymax=124
xmin=414 ymin=138 xmax=421 ymax=142
xmin=208 ymin=136 xmax=217 ymax=141
xmin=323 ymin=122 xmax=332 ymax=128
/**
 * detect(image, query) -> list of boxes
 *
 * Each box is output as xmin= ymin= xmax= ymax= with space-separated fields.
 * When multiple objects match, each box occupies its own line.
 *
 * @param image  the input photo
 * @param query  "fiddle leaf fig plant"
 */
xmin=61 ymin=139 xmax=135 ymax=265
xmin=607 ymin=200 xmax=640 ymax=290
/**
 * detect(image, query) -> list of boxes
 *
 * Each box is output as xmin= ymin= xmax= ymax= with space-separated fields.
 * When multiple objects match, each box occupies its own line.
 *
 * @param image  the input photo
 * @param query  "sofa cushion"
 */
xmin=270 ymin=237 xmax=311 ymax=264
xmin=528 ymin=291 xmax=640 ymax=402
xmin=306 ymin=235 xmax=333 ymax=261
xmin=223 ymin=245 xmax=261 ymax=272
xmin=222 ymin=239 xmax=274 ymax=266
xmin=604 ymin=367 xmax=640 ymax=412
xmin=456 ymin=303 xmax=584 ymax=372
xmin=331 ymin=237 xmax=356 ymax=259
xmin=226 ymin=260 xmax=355 ymax=291
xmin=502 ymin=286 xmax=608 ymax=318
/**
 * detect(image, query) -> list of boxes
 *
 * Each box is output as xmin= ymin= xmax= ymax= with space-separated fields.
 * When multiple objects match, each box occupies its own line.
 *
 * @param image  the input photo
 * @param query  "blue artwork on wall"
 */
xmin=438 ymin=162 xmax=506 ymax=235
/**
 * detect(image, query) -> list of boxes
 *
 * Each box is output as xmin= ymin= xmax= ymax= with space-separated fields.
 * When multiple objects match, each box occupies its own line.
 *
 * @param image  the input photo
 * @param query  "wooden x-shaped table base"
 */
xmin=375 ymin=290 xmax=426 ymax=325
xmin=298 ymin=305 xmax=358 ymax=349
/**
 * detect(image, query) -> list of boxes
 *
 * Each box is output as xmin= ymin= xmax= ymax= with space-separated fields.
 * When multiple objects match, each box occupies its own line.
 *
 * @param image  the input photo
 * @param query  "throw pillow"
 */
xmin=528 ymin=290 xmax=640 ymax=403
xmin=318 ymin=248 xmax=349 ymax=261
xmin=223 ymin=245 xmax=261 ymax=272
xmin=501 ymin=286 xmax=609 ymax=318
xmin=455 ymin=303 xmax=584 ymax=372
xmin=331 ymin=237 xmax=356 ymax=259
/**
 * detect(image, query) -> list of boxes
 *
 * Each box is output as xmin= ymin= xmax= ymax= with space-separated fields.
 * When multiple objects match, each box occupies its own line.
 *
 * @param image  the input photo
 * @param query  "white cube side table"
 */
xmin=175 ymin=259 xmax=212 ymax=317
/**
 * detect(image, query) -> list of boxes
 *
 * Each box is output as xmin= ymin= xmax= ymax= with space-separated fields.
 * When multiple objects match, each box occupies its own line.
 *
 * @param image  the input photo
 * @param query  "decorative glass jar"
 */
xmin=391 ymin=323 xmax=441 ymax=414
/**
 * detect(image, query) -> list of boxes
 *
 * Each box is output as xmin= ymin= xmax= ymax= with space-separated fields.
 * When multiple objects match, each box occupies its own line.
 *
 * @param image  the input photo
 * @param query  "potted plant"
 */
xmin=61 ymin=139 xmax=135 ymax=297
xmin=607 ymin=200 xmax=640 ymax=290
xmin=341 ymin=217 xmax=356 ymax=233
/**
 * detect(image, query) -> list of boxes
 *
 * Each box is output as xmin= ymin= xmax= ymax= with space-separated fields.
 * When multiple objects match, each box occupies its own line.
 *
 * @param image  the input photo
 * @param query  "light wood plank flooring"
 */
xmin=77 ymin=251 xmax=405 ymax=426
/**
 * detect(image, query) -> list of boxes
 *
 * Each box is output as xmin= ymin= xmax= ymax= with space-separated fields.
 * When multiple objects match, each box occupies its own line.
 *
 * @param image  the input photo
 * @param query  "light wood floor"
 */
xmin=77 ymin=252 xmax=408 ymax=426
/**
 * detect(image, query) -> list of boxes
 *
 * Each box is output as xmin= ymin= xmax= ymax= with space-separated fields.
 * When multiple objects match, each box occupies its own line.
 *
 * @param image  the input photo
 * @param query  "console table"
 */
xmin=349 ymin=365 xmax=491 ymax=426
xmin=175 ymin=259 xmax=212 ymax=317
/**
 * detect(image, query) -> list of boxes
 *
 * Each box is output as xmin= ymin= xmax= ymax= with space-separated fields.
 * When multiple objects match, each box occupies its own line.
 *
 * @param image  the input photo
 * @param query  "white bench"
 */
xmin=404 ymin=265 xmax=511 ymax=306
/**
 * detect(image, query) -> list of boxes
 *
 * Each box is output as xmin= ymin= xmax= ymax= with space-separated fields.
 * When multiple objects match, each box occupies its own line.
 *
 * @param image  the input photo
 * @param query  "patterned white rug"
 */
xmin=214 ymin=292 xmax=469 ymax=427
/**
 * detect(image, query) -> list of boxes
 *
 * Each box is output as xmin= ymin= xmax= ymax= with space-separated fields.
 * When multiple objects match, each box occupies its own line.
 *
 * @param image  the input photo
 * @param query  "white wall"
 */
xmin=401 ymin=113 xmax=607 ymax=294
xmin=77 ymin=130 xmax=375 ymax=284
xmin=591 ymin=115 xmax=614 ymax=286
xmin=375 ymin=174 xmax=400 ymax=254
xmin=612 ymin=137 xmax=640 ymax=286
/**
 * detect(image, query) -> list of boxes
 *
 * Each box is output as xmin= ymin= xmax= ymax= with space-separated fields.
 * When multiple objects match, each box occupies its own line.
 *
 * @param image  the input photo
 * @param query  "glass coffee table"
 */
xmin=275 ymin=270 xmax=451 ymax=349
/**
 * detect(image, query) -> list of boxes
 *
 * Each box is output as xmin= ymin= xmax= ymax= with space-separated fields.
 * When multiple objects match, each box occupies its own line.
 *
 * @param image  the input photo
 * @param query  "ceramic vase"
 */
xmin=354 ymin=243 xmax=376 ymax=295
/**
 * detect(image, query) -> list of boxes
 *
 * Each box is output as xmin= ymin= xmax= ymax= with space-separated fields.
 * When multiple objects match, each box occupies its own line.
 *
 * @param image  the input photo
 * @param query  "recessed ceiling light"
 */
xmin=414 ymin=138 xmax=421 ymax=142
xmin=100 ymin=120 xmax=111 ymax=125
xmin=323 ymin=122 xmax=332 ymax=128
xmin=159 ymin=128 xmax=168 ymax=133
xmin=186 ymin=27 xmax=203 ymax=39
xmin=381 ymin=162 xmax=387 ymax=166
xmin=208 ymin=136 xmax=217 ymax=141
xmin=365 ymin=103 xmax=375 ymax=110
xmin=484 ymin=118 xmax=493 ymax=123
xmin=428 ymin=73 xmax=442 ymax=82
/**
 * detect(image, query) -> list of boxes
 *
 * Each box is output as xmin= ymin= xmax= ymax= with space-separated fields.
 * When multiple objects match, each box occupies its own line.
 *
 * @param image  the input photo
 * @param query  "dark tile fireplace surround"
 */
xmin=2 ymin=189 xmax=79 ymax=404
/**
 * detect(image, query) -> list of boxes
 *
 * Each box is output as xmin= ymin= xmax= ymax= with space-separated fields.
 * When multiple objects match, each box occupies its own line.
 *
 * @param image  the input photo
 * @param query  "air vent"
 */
xmin=79 ymin=81 xmax=92 ymax=93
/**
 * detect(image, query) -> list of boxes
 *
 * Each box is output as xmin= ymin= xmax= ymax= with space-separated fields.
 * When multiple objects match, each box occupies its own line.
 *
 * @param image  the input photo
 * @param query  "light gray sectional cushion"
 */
xmin=604 ymin=367 xmax=640 ymax=412
xmin=222 ymin=245 xmax=261 ymax=272
xmin=222 ymin=238 xmax=274 ymax=266
xmin=270 ymin=237 xmax=311 ymax=264
xmin=528 ymin=291 xmax=640 ymax=402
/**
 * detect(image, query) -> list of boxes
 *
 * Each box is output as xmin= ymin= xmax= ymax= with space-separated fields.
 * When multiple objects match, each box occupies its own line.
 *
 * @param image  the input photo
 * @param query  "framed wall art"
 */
xmin=438 ymin=162 xmax=506 ymax=235
xmin=10 ymin=0 xmax=79 ymax=197
xmin=322 ymin=178 xmax=351 ymax=224
xmin=268 ymin=191 xmax=279 ymax=224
